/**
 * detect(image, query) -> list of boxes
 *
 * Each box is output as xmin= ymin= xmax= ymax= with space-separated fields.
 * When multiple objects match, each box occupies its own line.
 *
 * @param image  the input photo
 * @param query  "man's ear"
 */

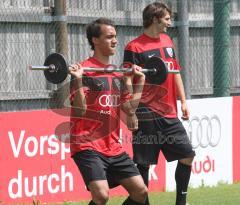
xmin=92 ymin=37 xmax=99 ymax=45
xmin=153 ymin=16 xmax=158 ymax=24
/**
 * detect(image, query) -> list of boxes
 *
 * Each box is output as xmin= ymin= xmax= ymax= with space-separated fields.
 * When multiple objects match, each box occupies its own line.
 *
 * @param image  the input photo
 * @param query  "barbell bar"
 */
xmin=29 ymin=52 xmax=179 ymax=85
xmin=29 ymin=65 xmax=156 ymax=73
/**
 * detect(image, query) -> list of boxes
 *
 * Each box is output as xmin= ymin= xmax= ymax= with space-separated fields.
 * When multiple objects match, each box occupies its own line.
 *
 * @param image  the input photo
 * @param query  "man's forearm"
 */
xmin=122 ymin=76 xmax=145 ymax=115
xmin=72 ymin=78 xmax=87 ymax=116
xmin=175 ymin=74 xmax=187 ymax=103
xmin=130 ymin=77 xmax=145 ymax=109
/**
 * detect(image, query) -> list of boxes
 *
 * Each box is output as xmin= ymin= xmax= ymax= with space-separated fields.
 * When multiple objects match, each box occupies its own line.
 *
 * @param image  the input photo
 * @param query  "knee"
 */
xmin=142 ymin=185 xmax=148 ymax=199
xmin=179 ymin=156 xmax=194 ymax=166
xmin=91 ymin=189 xmax=109 ymax=205
xmin=142 ymin=185 xmax=148 ymax=197
xmin=136 ymin=184 xmax=148 ymax=200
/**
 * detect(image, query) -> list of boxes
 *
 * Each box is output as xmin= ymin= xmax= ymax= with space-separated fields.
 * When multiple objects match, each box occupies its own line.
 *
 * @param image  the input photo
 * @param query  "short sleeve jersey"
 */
xmin=124 ymin=33 xmax=181 ymax=118
xmin=70 ymin=57 xmax=132 ymax=157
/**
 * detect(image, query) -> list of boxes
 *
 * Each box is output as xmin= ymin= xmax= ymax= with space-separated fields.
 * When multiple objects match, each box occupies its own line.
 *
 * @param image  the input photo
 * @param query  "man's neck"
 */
xmin=144 ymin=26 xmax=161 ymax=39
xmin=93 ymin=52 xmax=110 ymax=65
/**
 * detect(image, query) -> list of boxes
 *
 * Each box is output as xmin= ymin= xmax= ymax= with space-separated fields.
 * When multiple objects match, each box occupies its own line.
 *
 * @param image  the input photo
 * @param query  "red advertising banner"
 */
xmin=0 ymin=109 xmax=165 ymax=204
xmin=232 ymin=96 xmax=240 ymax=182
xmin=0 ymin=109 xmax=85 ymax=204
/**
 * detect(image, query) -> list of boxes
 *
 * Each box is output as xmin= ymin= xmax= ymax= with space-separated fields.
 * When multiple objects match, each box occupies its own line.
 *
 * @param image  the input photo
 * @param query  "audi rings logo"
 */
xmin=165 ymin=61 xmax=174 ymax=70
xmin=99 ymin=94 xmax=121 ymax=107
xmin=183 ymin=115 xmax=221 ymax=149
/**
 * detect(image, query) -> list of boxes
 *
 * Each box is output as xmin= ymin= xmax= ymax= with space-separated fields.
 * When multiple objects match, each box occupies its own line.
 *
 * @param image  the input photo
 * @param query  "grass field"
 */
xmin=59 ymin=183 xmax=240 ymax=205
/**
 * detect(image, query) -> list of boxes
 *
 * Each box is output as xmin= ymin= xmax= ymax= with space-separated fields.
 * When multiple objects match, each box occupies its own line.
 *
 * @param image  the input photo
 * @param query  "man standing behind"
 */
xmin=124 ymin=2 xmax=195 ymax=205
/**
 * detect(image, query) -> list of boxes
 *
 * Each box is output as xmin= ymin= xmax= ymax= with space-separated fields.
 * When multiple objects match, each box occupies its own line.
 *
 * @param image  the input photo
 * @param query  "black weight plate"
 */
xmin=144 ymin=56 xmax=168 ymax=85
xmin=44 ymin=53 xmax=68 ymax=84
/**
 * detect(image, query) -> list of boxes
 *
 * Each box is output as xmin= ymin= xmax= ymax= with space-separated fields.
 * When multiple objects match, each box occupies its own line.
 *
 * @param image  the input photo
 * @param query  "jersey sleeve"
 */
xmin=123 ymin=43 xmax=141 ymax=65
xmin=69 ymin=80 xmax=90 ymax=106
xmin=169 ymin=38 xmax=181 ymax=71
xmin=170 ymin=57 xmax=181 ymax=71
xmin=172 ymin=46 xmax=181 ymax=71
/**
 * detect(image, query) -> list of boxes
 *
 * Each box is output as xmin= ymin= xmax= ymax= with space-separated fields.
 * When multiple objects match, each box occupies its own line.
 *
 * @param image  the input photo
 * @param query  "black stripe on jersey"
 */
xmin=82 ymin=76 xmax=109 ymax=91
xmin=138 ymin=49 xmax=161 ymax=63
xmin=123 ymin=50 xmax=141 ymax=65
xmin=163 ymin=47 xmax=176 ymax=59
xmin=124 ymin=49 xmax=161 ymax=66
xmin=112 ymin=77 xmax=124 ymax=92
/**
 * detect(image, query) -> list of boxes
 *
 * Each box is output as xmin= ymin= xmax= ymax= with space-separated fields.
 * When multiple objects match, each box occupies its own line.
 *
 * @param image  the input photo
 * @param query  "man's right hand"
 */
xmin=69 ymin=63 xmax=84 ymax=79
xmin=126 ymin=113 xmax=139 ymax=131
xmin=131 ymin=64 xmax=145 ymax=79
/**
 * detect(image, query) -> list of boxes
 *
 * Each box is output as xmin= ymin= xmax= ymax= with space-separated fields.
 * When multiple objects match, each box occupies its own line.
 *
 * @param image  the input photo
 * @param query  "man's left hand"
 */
xmin=181 ymin=102 xmax=190 ymax=120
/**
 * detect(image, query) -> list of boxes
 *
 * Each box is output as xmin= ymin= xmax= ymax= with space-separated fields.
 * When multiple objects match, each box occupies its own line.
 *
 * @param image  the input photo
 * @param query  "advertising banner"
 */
xmin=0 ymin=110 xmax=165 ymax=204
xmin=166 ymin=97 xmax=233 ymax=191
xmin=232 ymin=96 xmax=240 ymax=182
xmin=0 ymin=96 xmax=239 ymax=204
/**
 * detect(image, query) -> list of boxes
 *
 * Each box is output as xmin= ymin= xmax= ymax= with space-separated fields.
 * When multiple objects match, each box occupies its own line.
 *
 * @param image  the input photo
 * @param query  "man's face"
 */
xmin=157 ymin=12 xmax=172 ymax=32
xmin=94 ymin=24 xmax=117 ymax=56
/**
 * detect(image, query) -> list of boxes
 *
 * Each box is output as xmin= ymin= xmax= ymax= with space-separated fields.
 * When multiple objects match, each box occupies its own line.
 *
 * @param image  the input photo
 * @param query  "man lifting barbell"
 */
xmin=34 ymin=17 xmax=150 ymax=205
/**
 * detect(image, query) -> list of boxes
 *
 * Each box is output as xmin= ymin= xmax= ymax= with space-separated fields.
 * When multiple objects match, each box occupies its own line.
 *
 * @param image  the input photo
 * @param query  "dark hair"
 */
xmin=143 ymin=1 xmax=172 ymax=28
xmin=86 ymin=17 xmax=115 ymax=50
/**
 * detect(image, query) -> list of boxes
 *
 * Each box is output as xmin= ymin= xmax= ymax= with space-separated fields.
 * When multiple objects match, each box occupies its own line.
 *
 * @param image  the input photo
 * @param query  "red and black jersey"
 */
xmin=70 ymin=57 xmax=132 ymax=157
xmin=124 ymin=33 xmax=181 ymax=118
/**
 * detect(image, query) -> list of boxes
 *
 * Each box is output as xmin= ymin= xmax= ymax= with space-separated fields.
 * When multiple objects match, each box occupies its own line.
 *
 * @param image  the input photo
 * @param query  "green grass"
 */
xmin=57 ymin=183 xmax=240 ymax=205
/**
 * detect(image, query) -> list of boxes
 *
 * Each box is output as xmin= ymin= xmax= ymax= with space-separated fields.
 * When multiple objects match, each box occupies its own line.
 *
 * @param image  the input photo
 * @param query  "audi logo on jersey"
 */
xmin=99 ymin=94 xmax=121 ymax=107
xmin=182 ymin=115 xmax=221 ymax=149
xmin=165 ymin=61 xmax=174 ymax=70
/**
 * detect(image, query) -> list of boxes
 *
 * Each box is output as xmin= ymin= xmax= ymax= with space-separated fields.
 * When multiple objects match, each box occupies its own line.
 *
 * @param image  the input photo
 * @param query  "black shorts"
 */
xmin=73 ymin=150 xmax=140 ymax=189
xmin=133 ymin=109 xmax=195 ymax=164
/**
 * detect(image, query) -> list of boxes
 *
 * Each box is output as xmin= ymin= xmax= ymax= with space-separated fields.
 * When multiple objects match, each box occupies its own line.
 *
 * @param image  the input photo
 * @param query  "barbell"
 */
xmin=29 ymin=53 xmax=179 ymax=85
